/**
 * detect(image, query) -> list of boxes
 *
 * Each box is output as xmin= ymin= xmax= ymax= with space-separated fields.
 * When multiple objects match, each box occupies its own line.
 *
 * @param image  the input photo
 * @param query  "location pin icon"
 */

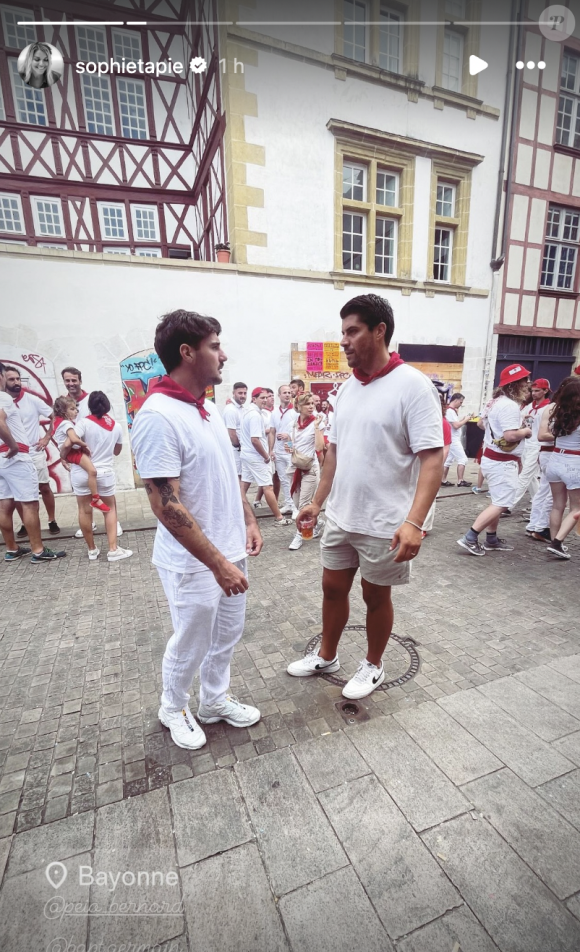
xmin=45 ymin=861 xmax=68 ymax=890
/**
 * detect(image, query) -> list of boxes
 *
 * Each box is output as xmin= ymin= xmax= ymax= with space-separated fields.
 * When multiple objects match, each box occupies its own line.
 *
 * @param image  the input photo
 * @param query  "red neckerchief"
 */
xmin=531 ymin=398 xmax=550 ymax=412
xmin=53 ymin=416 xmax=64 ymax=431
xmin=146 ymin=375 xmax=210 ymax=421
xmin=87 ymin=413 xmax=116 ymax=431
xmin=13 ymin=390 xmax=25 ymax=404
xmin=353 ymin=352 xmax=404 ymax=385
xmin=297 ymin=414 xmax=316 ymax=430
xmin=279 ymin=404 xmax=293 ymax=417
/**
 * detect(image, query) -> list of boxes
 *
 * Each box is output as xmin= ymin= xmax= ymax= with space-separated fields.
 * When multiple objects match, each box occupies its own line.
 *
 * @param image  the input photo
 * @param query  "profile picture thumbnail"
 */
xmin=17 ymin=42 xmax=64 ymax=89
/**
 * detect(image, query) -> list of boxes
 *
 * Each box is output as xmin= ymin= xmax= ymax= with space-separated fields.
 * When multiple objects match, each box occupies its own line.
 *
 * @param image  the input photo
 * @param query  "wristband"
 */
xmin=405 ymin=519 xmax=423 ymax=531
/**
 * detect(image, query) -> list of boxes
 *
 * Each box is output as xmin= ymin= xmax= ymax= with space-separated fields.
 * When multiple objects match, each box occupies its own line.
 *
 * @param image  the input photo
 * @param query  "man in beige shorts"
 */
xmin=287 ymin=294 xmax=443 ymax=699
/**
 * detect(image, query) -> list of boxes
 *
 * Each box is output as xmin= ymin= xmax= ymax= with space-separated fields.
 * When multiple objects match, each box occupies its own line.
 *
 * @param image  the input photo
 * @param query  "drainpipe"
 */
xmin=480 ymin=0 xmax=524 ymax=408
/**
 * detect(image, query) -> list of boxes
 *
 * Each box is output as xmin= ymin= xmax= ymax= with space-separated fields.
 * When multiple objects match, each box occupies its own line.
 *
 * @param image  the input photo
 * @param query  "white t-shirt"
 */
xmin=445 ymin=407 xmax=464 ymax=443
xmin=53 ymin=417 xmax=77 ymax=450
xmin=292 ymin=418 xmax=317 ymax=459
xmin=522 ymin=400 xmax=551 ymax=444
xmin=14 ymin=392 xmax=52 ymax=448
xmin=326 ymin=364 xmax=444 ymax=538
xmin=74 ymin=393 xmax=91 ymax=419
xmin=262 ymin=408 xmax=272 ymax=432
xmin=240 ymin=404 xmax=268 ymax=462
xmin=271 ymin=405 xmax=298 ymax=458
xmin=0 ymin=391 xmax=28 ymax=453
xmin=484 ymin=395 xmax=524 ymax=457
xmin=130 ymin=394 xmax=246 ymax=574
xmin=223 ymin=401 xmax=244 ymax=448
xmin=74 ymin=416 xmax=122 ymax=472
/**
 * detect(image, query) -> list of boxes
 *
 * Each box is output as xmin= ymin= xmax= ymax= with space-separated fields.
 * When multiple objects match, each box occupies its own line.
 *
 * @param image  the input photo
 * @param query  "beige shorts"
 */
xmin=320 ymin=518 xmax=411 ymax=587
xmin=30 ymin=450 xmax=50 ymax=484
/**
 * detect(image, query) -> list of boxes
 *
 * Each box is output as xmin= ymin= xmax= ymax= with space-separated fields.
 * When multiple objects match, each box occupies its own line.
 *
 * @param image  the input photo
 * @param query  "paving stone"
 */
xmin=394 ymin=702 xmax=502 ymax=785
xmin=347 ymin=715 xmax=468 ymax=831
xmin=550 ymin=654 xmax=580 ymax=684
xmin=478 ymin=677 xmax=580 ymax=742
xmin=170 ymin=769 xmax=252 ymax=866
xmin=292 ymin=730 xmax=370 ymax=793
xmin=516 ymin=666 xmax=580 ymax=718
xmin=279 ymin=865 xmax=393 ymax=952
xmin=537 ymin=769 xmax=580 ymax=830
xmin=553 ymin=731 xmax=580 ymax=766
xmin=6 ymin=810 xmax=93 ymax=877
xmin=568 ymin=894 xmax=580 ymax=922
xmin=421 ymin=813 xmax=580 ymax=952
xmin=319 ymin=774 xmax=459 ymax=939
xmin=181 ymin=842 xmax=289 ymax=952
xmin=0 ymin=837 xmax=11 ymax=885
xmin=439 ymin=690 xmax=574 ymax=787
xmin=397 ymin=905 xmax=501 ymax=952
xmin=235 ymin=748 xmax=347 ymax=896
xmin=464 ymin=768 xmax=580 ymax=899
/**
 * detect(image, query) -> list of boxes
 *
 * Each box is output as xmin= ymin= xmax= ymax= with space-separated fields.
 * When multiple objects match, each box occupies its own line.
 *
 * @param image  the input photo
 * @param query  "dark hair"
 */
xmin=290 ymin=378 xmax=305 ymax=389
xmin=154 ymin=309 xmax=221 ymax=373
xmin=265 ymin=388 xmax=274 ymax=394
xmin=88 ymin=391 xmax=111 ymax=418
xmin=0 ymin=362 xmax=6 ymax=375
xmin=449 ymin=393 xmax=465 ymax=403
xmin=4 ymin=366 xmax=20 ymax=375
xmin=340 ymin=293 xmax=395 ymax=345
xmin=550 ymin=376 xmax=580 ymax=438
xmin=53 ymin=395 xmax=76 ymax=417
xmin=61 ymin=366 xmax=82 ymax=380
xmin=233 ymin=382 xmax=247 ymax=390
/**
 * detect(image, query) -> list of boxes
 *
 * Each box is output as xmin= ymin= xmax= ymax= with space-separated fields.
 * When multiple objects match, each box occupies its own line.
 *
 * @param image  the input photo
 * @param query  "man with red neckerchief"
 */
xmin=509 ymin=377 xmax=551 ymax=515
xmin=61 ymin=366 xmax=91 ymax=419
xmin=287 ymin=294 xmax=444 ymax=700
xmin=130 ymin=309 xmax=263 ymax=752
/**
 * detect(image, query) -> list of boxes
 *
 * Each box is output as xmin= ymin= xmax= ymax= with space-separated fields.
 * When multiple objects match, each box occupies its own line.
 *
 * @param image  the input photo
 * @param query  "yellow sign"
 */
xmin=323 ymin=342 xmax=340 ymax=372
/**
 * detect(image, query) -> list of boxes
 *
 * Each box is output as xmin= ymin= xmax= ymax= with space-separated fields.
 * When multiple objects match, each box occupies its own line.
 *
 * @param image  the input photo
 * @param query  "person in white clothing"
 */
xmin=287 ymin=294 xmax=443 ymax=700
xmin=269 ymin=384 xmax=297 ymax=515
xmin=240 ymin=388 xmax=292 ymax=526
xmin=286 ymin=392 xmax=325 ymax=551
xmin=253 ymin=389 xmax=275 ymax=509
xmin=457 ymin=364 xmax=532 ymax=556
xmin=131 ymin=309 xmax=263 ymax=751
xmin=4 ymin=367 xmax=60 ymax=535
xmin=539 ymin=376 xmax=580 ymax=559
xmin=507 ymin=378 xmax=551 ymax=515
xmin=223 ymin=381 xmax=247 ymax=477
xmin=441 ymin=393 xmax=472 ymax=487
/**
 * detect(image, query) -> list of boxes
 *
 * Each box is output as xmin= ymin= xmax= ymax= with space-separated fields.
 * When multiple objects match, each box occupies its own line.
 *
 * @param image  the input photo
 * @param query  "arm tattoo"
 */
xmin=152 ymin=477 xmax=179 ymax=506
xmin=162 ymin=504 xmax=194 ymax=534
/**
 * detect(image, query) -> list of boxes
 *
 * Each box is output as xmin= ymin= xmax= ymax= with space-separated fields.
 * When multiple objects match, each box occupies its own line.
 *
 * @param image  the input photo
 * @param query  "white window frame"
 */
xmin=81 ymin=74 xmax=114 ymax=136
xmin=342 ymin=161 xmax=367 ymax=202
xmin=10 ymin=60 xmax=47 ymax=126
xmin=131 ymin=204 xmax=159 ymax=241
xmin=136 ymin=248 xmax=161 ymax=257
xmin=31 ymin=197 xmax=64 ymax=237
xmin=376 ymin=169 xmax=398 ymax=207
xmin=117 ymin=78 xmax=148 ymax=140
xmin=343 ymin=0 xmax=368 ymax=63
xmin=557 ymin=52 xmax=580 ymax=151
xmin=375 ymin=216 xmax=397 ymax=276
xmin=442 ymin=29 xmax=463 ymax=92
xmin=436 ymin=182 xmax=456 ymax=217
xmin=76 ymin=25 xmax=107 ymax=62
xmin=0 ymin=192 xmax=25 ymax=234
xmin=433 ymin=227 xmax=453 ymax=282
xmin=98 ymin=202 xmax=128 ymax=241
xmin=541 ymin=205 xmax=579 ymax=291
xmin=379 ymin=6 xmax=402 ymax=73
xmin=1 ymin=6 xmax=35 ymax=49
xmin=103 ymin=247 xmax=131 ymax=255
xmin=38 ymin=242 xmax=67 ymax=249
xmin=112 ymin=29 xmax=143 ymax=63
xmin=342 ymin=211 xmax=366 ymax=272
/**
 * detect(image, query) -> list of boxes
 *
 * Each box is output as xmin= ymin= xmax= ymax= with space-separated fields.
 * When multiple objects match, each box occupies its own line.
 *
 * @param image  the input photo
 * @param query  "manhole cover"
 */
xmin=304 ymin=626 xmax=420 ymax=691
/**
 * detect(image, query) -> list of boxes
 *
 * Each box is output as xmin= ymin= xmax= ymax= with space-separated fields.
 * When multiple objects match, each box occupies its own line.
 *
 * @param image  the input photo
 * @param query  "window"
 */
xmin=1 ymin=7 xmax=35 ymax=48
xmin=445 ymin=0 xmax=465 ymax=17
xmin=375 ymin=217 xmax=396 ymax=274
xmin=76 ymin=26 xmax=107 ymax=61
xmin=436 ymin=183 xmax=455 ymax=217
xmin=343 ymin=162 xmax=366 ymax=201
xmin=442 ymin=30 xmax=463 ymax=91
xmin=38 ymin=242 xmax=66 ymax=249
xmin=136 ymin=248 xmax=161 ymax=257
xmin=81 ymin=75 xmax=114 ymax=135
xmin=131 ymin=205 xmax=159 ymax=241
xmin=541 ymin=205 xmax=579 ymax=291
xmin=376 ymin=169 xmax=398 ymax=206
xmin=433 ymin=228 xmax=452 ymax=281
xmin=343 ymin=0 xmax=367 ymax=63
xmin=98 ymin=203 xmax=127 ymax=240
xmin=117 ymin=79 xmax=148 ymax=139
xmin=103 ymin=246 xmax=130 ymax=254
xmin=556 ymin=52 xmax=580 ymax=151
xmin=10 ymin=60 xmax=47 ymax=125
xmin=112 ymin=30 xmax=142 ymax=63
xmin=379 ymin=8 xmax=402 ymax=73
xmin=342 ymin=212 xmax=365 ymax=271
xmin=32 ymin=198 xmax=64 ymax=237
xmin=0 ymin=193 xmax=24 ymax=234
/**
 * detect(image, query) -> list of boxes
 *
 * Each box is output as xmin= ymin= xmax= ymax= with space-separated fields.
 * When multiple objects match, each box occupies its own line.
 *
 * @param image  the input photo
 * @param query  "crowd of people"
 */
xmin=1 ymin=293 xmax=579 ymax=753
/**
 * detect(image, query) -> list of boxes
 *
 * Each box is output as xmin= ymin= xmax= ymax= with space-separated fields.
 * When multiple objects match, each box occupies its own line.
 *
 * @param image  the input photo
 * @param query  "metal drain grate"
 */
xmin=335 ymin=699 xmax=371 ymax=725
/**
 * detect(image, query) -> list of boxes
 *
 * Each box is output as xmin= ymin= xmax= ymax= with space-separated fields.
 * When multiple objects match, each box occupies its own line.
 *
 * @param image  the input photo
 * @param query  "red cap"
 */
xmin=498 ymin=364 xmax=531 ymax=387
xmin=532 ymin=378 xmax=550 ymax=389
xmin=252 ymin=387 xmax=266 ymax=398
xmin=574 ymin=366 xmax=580 ymax=376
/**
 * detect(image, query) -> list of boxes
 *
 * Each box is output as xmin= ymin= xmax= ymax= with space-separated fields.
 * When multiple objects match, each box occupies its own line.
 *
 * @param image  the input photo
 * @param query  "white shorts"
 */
xmin=0 ymin=454 xmax=39 ymax=502
xmin=546 ymin=452 xmax=580 ymax=491
xmin=480 ymin=456 xmax=519 ymax=508
xmin=446 ymin=440 xmax=468 ymax=466
xmin=30 ymin=450 xmax=50 ymax=484
xmin=233 ymin=448 xmax=242 ymax=476
xmin=320 ymin=517 xmax=411 ymax=587
xmin=241 ymin=455 xmax=272 ymax=487
xmin=71 ymin=465 xmax=116 ymax=498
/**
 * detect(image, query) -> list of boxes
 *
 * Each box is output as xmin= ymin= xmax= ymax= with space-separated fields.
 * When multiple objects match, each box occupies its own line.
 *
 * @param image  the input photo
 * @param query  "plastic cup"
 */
xmin=300 ymin=518 xmax=315 ymax=540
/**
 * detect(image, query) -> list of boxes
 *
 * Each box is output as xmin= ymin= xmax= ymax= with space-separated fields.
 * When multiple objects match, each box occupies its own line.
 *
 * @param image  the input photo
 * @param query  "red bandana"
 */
xmin=13 ymin=389 xmax=25 ymax=404
xmin=88 ymin=414 xmax=116 ymax=431
xmin=532 ymin=398 xmax=550 ymax=411
xmin=297 ymin=414 xmax=316 ymax=430
xmin=147 ymin=375 xmax=210 ymax=421
xmin=279 ymin=405 xmax=293 ymax=416
xmin=353 ymin=352 xmax=405 ymax=385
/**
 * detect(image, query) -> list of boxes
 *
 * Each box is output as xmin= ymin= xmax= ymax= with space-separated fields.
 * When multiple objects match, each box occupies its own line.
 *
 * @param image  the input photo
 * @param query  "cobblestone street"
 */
xmin=0 ymin=487 xmax=579 ymax=951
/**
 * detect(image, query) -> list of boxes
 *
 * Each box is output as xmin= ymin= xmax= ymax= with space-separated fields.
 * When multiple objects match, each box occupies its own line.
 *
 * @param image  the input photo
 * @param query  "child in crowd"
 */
xmin=52 ymin=396 xmax=110 ymax=512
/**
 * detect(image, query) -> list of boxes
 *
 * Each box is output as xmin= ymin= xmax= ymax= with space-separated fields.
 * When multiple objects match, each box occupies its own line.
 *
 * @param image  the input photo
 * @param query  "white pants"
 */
xmin=526 ymin=453 xmax=553 ymax=532
xmin=275 ymin=453 xmax=292 ymax=506
xmin=157 ymin=561 xmax=247 ymax=712
xmin=446 ymin=440 xmax=467 ymax=467
xmin=423 ymin=500 xmax=436 ymax=532
xmin=512 ymin=440 xmax=540 ymax=507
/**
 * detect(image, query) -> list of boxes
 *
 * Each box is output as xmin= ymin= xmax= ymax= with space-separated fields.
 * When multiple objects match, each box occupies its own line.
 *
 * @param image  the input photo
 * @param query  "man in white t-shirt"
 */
xmin=4 ymin=367 xmax=60 ymax=535
xmin=509 ymin=377 xmax=551 ymax=514
xmin=441 ymin=393 xmax=472 ymax=487
xmin=252 ymin=388 xmax=276 ymax=509
xmin=223 ymin=381 xmax=247 ymax=477
xmin=0 ymin=362 xmax=66 ymax=564
xmin=240 ymin=388 xmax=292 ymax=526
xmin=131 ymin=309 xmax=263 ymax=751
xmin=269 ymin=384 xmax=297 ymax=515
xmin=457 ymin=364 xmax=532 ymax=556
xmin=287 ymin=294 xmax=443 ymax=700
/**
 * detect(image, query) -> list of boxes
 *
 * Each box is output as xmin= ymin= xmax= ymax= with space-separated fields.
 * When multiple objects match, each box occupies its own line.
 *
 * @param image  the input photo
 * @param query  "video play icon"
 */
xmin=469 ymin=55 xmax=488 ymax=75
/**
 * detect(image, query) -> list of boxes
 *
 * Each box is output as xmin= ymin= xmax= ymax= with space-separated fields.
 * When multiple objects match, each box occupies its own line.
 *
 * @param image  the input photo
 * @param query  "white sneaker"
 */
xmin=253 ymin=500 xmax=263 ymax=509
xmin=288 ymin=533 xmax=303 ymax=551
xmin=88 ymin=548 xmax=100 ymax=561
xmin=313 ymin=519 xmax=325 ymax=539
xmin=342 ymin=660 xmax=385 ymax=699
xmin=197 ymin=695 xmax=261 ymax=727
xmin=291 ymin=508 xmax=299 ymax=521
xmin=75 ymin=523 xmax=96 ymax=538
xmin=107 ymin=546 xmax=133 ymax=562
xmin=280 ymin=504 xmax=294 ymax=515
xmin=274 ymin=517 xmax=292 ymax=526
xmin=117 ymin=521 xmax=123 ymax=537
xmin=158 ymin=705 xmax=206 ymax=749
xmin=287 ymin=651 xmax=340 ymax=677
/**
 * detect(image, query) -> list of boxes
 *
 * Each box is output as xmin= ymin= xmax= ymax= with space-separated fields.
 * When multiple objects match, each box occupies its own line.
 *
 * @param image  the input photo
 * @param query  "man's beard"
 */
xmin=6 ymin=385 xmax=21 ymax=394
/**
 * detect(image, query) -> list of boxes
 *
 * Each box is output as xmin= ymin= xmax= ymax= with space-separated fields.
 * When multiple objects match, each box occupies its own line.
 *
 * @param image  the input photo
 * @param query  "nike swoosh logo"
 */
xmin=372 ymin=674 xmax=382 ymax=684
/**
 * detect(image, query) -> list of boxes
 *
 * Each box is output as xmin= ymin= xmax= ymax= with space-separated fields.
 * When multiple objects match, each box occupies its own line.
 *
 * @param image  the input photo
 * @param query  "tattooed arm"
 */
xmin=143 ymin=476 xmax=248 ymax=596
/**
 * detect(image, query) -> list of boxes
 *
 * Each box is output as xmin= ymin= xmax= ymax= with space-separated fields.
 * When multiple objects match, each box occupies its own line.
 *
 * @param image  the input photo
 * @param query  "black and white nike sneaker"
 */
xmin=287 ymin=651 xmax=340 ymax=677
xmin=342 ymin=660 xmax=385 ymax=699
